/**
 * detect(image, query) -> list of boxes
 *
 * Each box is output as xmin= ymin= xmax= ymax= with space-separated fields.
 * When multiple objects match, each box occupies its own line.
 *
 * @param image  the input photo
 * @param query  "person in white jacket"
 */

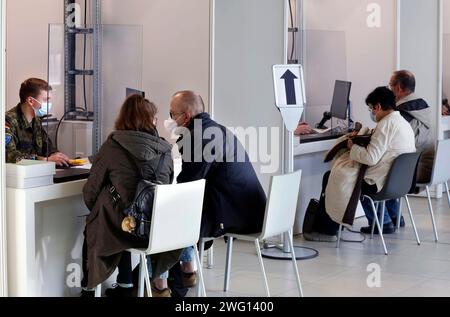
xmin=304 ymin=87 xmax=416 ymax=242
xmin=355 ymin=87 xmax=416 ymax=234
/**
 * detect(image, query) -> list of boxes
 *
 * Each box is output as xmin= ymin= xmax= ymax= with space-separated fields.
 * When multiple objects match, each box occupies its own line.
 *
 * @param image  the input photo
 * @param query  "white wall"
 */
xmin=212 ymin=0 xmax=286 ymax=191
xmin=0 ymin=0 xmax=7 ymax=297
xmin=443 ymin=0 xmax=450 ymax=101
xmin=6 ymin=0 xmax=63 ymax=111
xmin=399 ymin=0 xmax=441 ymax=141
xmin=301 ymin=0 xmax=397 ymax=128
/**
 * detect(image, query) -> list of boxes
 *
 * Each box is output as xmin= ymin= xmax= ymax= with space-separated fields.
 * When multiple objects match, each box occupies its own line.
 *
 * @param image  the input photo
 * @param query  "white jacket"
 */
xmin=351 ymin=111 xmax=416 ymax=190
xmin=325 ymin=111 xmax=416 ymax=226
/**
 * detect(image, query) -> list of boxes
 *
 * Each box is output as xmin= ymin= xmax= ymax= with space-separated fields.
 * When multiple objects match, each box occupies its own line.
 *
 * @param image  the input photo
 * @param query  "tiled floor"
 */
xmin=187 ymin=194 xmax=450 ymax=297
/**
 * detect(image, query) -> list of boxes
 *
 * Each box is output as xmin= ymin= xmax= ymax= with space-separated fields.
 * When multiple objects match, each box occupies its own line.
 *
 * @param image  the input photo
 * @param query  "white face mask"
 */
xmin=370 ymin=111 xmax=377 ymax=123
xmin=164 ymin=118 xmax=182 ymax=139
xmin=31 ymin=97 xmax=53 ymax=117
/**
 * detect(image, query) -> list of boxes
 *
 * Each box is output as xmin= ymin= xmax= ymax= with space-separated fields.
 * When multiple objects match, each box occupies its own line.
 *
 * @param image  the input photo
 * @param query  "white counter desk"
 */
xmin=6 ymin=179 xmax=89 ymax=297
xmin=293 ymin=136 xmax=367 ymax=234
xmin=293 ymin=137 xmax=335 ymax=233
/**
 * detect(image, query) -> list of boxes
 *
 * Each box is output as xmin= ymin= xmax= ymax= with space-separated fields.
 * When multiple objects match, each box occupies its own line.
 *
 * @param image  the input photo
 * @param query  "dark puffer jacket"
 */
xmin=82 ymin=130 xmax=178 ymax=288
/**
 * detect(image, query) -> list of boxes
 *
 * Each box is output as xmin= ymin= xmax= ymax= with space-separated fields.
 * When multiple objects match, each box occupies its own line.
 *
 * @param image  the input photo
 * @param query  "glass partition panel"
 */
xmin=48 ymin=24 xmax=143 ymax=157
xmin=100 ymin=24 xmax=143 ymax=142
xmin=300 ymin=0 xmax=397 ymax=129
xmin=302 ymin=30 xmax=348 ymax=129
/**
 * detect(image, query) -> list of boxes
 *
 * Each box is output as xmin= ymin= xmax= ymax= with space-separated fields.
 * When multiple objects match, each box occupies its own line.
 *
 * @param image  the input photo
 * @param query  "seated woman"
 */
xmin=81 ymin=94 xmax=179 ymax=297
xmin=304 ymin=87 xmax=416 ymax=241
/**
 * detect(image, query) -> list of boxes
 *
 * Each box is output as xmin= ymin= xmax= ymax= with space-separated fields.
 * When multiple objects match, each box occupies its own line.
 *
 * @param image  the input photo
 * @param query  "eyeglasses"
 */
xmin=170 ymin=111 xmax=184 ymax=119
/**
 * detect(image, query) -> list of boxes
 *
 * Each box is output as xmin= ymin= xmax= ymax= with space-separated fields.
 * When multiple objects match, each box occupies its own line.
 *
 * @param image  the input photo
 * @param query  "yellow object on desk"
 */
xmin=69 ymin=159 xmax=88 ymax=166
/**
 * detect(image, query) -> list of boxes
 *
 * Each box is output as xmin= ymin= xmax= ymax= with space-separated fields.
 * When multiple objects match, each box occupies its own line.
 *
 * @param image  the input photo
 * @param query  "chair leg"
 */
xmin=207 ymin=246 xmax=214 ymax=269
xmin=193 ymin=244 xmax=207 ymax=297
xmin=369 ymin=198 xmax=388 ymax=255
xmin=197 ymin=239 xmax=206 ymax=297
xmin=380 ymin=201 xmax=386 ymax=230
xmin=445 ymin=182 xmax=450 ymax=209
xmin=404 ymin=195 xmax=420 ymax=245
xmin=94 ymin=284 xmax=102 ymax=297
xmin=138 ymin=255 xmax=145 ymax=297
xmin=426 ymin=186 xmax=439 ymax=242
xmin=141 ymin=254 xmax=152 ymax=297
xmin=336 ymin=225 xmax=343 ymax=249
xmin=287 ymin=230 xmax=304 ymax=297
xmin=255 ymin=239 xmax=270 ymax=297
xmin=370 ymin=201 xmax=379 ymax=238
xmin=397 ymin=198 xmax=403 ymax=230
xmin=223 ymin=236 xmax=234 ymax=292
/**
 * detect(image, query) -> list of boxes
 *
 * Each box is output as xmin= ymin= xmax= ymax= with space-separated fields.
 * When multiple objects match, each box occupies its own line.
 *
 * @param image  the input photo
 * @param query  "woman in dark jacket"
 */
xmin=81 ymin=94 xmax=179 ymax=296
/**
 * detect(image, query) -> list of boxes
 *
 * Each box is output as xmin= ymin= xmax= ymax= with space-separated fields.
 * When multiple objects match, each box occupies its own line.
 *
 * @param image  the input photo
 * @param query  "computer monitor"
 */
xmin=330 ymin=80 xmax=352 ymax=120
xmin=126 ymin=88 xmax=146 ymax=98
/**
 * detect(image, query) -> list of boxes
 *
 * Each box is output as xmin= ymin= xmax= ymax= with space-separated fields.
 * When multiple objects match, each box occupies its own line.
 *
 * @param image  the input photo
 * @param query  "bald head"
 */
xmin=171 ymin=91 xmax=205 ymax=116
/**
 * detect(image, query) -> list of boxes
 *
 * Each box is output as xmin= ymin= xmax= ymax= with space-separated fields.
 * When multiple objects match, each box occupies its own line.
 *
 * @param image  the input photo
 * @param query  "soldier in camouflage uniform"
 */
xmin=5 ymin=105 xmax=55 ymax=163
xmin=5 ymin=78 xmax=70 ymax=166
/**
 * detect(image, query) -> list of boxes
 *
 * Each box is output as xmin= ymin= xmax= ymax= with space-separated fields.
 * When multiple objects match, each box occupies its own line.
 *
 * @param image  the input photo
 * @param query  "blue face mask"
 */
xmin=32 ymin=98 xmax=53 ymax=117
xmin=370 ymin=111 xmax=377 ymax=123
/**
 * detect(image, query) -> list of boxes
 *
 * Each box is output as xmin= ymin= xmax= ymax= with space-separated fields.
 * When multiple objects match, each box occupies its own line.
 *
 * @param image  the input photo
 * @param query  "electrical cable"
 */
xmin=288 ymin=0 xmax=296 ymax=62
xmin=338 ymin=228 xmax=367 ymax=243
xmin=82 ymin=0 xmax=88 ymax=111
xmin=54 ymin=107 xmax=89 ymax=151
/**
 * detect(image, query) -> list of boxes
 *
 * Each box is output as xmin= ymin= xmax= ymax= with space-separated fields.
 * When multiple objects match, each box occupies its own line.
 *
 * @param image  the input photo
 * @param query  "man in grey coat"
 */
xmin=382 ymin=70 xmax=435 ymax=230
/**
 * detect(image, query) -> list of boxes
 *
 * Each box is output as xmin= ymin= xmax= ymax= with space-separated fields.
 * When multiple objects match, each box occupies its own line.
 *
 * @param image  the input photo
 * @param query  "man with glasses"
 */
xmin=164 ymin=90 xmax=266 ymax=288
xmin=383 ymin=71 xmax=434 ymax=229
xmin=389 ymin=70 xmax=432 ymax=150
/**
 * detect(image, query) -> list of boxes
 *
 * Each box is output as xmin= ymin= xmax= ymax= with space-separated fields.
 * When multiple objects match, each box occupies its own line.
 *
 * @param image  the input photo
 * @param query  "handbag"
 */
xmin=110 ymin=139 xmax=166 ymax=240
xmin=302 ymin=199 xmax=319 ymax=234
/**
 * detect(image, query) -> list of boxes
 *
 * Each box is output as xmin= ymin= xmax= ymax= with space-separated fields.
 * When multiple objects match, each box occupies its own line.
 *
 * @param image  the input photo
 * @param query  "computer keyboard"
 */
xmin=299 ymin=128 xmax=347 ymax=144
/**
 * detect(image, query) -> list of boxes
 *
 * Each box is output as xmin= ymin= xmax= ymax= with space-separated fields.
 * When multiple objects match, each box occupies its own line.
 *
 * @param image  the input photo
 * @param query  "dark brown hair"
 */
xmin=115 ymin=94 xmax=158 ymax=133
xmin=19 ymin=78 xmax=52 ymax=103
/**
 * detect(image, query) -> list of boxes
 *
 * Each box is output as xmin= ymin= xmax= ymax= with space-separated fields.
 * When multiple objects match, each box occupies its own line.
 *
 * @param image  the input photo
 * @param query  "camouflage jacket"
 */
xmin=5 ymin=104 xmax=56 ymax=163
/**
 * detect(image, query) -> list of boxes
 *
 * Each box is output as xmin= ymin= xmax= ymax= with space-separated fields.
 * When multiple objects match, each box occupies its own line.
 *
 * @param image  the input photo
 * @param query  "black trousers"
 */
xmin=81 ymin=231 xmax=139 ymax=288
xmin=116 ymin=252 xmax=141 ymax=285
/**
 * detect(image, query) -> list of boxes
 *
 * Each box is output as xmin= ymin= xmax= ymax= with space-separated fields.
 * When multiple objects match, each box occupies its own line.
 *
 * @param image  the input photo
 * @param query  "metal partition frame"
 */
xmin=0 ymin=0 xmax=7 ymax=297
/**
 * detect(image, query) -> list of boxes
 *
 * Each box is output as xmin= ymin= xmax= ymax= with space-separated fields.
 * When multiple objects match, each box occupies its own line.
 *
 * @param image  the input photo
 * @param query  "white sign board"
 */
xmin=273 ymin=64 xmax=306 ymax=107
xmin=273 ymin=65 xmax=306 ymax=132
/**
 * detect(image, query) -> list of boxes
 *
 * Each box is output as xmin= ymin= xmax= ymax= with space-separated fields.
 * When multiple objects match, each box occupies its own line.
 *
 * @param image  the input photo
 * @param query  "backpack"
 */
xmin=112 ymin=139 xmax=167 ymax=240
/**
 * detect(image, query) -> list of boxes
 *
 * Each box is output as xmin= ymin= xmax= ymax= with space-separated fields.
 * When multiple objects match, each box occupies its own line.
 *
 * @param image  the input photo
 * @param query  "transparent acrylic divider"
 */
xmin=299 ymin=30 xmax=348 ymax=126
xmin=100 ymin=24 xmax=143 ymax=142
xmin=48 ymin=24 xmax=143 ymax=156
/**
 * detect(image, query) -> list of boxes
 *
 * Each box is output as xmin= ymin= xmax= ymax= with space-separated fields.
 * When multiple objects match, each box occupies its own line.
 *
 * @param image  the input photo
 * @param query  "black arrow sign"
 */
xmin=281 ymin=70 xmax=298 ymax=105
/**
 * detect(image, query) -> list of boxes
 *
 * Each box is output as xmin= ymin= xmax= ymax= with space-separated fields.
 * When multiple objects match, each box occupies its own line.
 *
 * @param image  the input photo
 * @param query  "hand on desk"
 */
xmin=40 ymin=152 xmax=70 ymax=167
xmin=294 ymin=122 xmax=313 ymax=136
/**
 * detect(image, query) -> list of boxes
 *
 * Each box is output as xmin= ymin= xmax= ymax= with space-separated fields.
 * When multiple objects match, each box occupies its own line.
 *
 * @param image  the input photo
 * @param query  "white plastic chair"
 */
xmin=221 ymin=171 xmax=303 ymax=297
xmin=415 ymin=139 xmax=450 ymax=242
xmin=95 ymin=180 xmax=206 ymax=297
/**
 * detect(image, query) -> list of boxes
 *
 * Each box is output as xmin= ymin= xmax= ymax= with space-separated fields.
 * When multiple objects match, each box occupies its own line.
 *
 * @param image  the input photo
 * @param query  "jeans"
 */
xmin=361 ymin=198 xmax=400 ymax=226
xmin=180 ymin=247 xmax=194 ymax=263
xmin=117 ymin=252 xmax=169 ymax=286
xmin=117 ymin=247 xmax=195 ymax=285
